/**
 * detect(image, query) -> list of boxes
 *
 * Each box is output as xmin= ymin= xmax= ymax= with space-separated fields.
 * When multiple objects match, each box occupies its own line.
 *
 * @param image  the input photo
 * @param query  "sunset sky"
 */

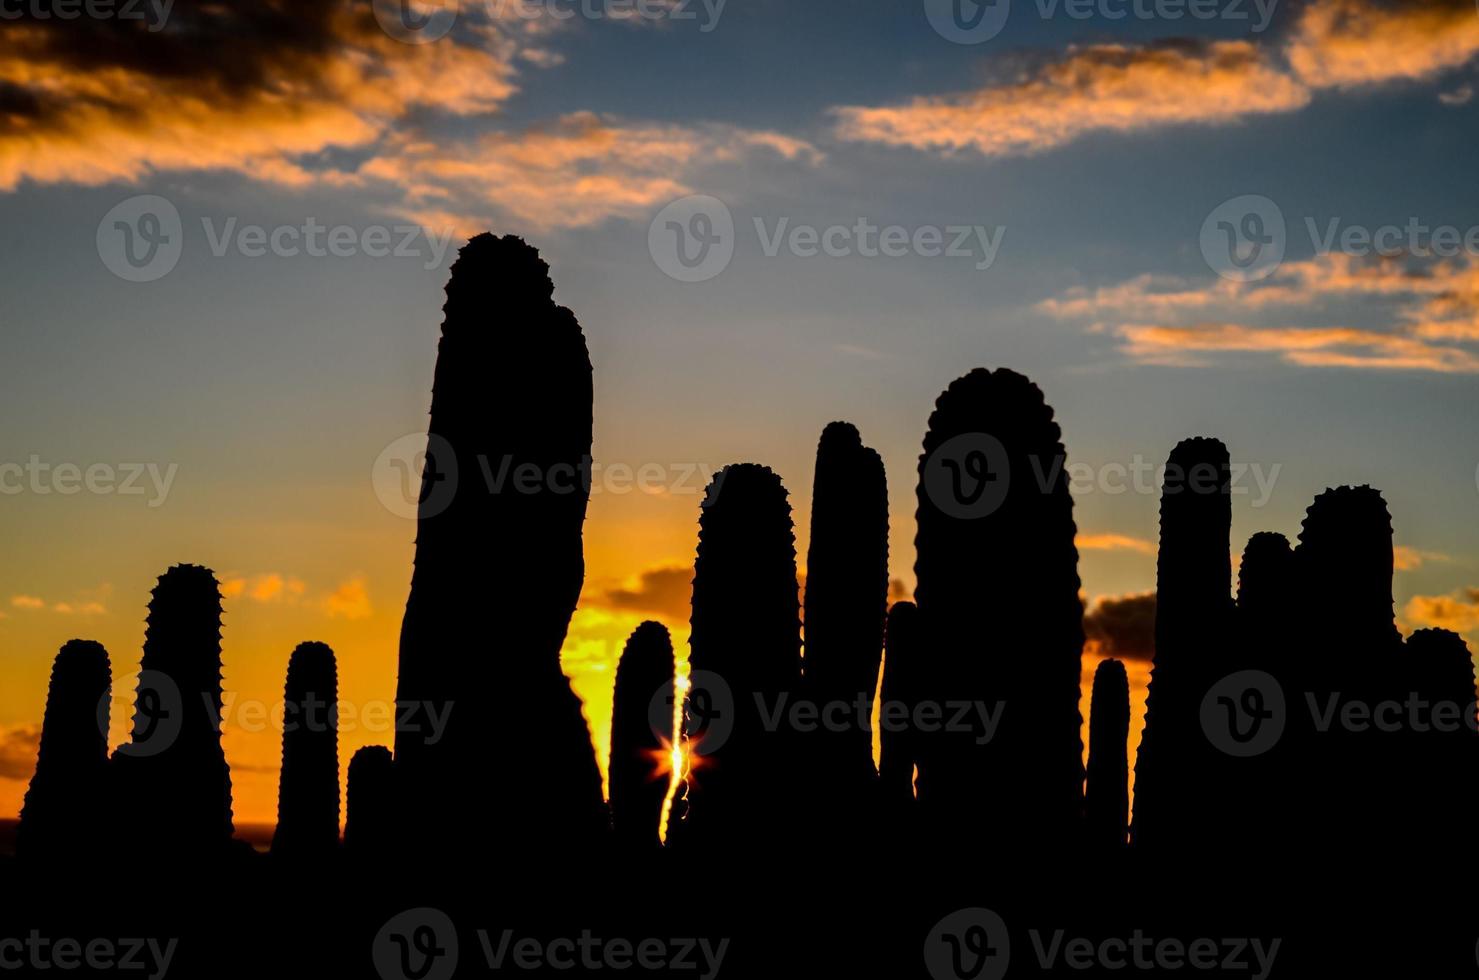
xmin=1 ymin=0 xmax=1477 ymax=825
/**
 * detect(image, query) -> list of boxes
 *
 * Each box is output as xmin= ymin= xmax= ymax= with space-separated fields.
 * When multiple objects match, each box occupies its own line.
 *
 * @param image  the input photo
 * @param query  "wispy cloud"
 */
xmin=322 ymin=578 xmax=373 ymax=620
xmin=1405 ymin=588 xmax=1479 ymax=634
xmin=1076 ymin=533 xmax=1157 ymax=556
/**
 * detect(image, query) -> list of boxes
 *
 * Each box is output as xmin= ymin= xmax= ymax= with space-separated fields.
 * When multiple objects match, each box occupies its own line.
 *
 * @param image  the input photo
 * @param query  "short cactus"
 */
xmin=271 ymin=642 xmax=340 ymax=859
xmin=608 ymin=622 xmax=676 ymax=850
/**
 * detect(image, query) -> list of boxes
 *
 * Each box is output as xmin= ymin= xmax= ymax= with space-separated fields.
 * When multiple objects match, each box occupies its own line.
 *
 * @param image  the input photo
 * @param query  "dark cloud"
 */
xmin=1083 ymin=592 xmax=1156 ymax=661
xmin=0 ymin=725 xmax=40 ymax=781
xmin=597 ymin=566 xmax=691 ymax=622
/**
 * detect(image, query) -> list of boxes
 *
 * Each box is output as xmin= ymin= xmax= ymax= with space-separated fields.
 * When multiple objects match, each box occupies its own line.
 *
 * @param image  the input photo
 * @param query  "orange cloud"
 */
xmin=834 ymin=41 xmax=1309 ymax=157
xmin=1287 ymin=0 xmax=1479 ymax=89
xmin=221 ymin=573 xmax=308 ymax=603
xmin=9 ymin=596 xmax=45 ymax=610
xmin=1405 ymin=588 xmax=1479 ymax=634
xmin=0 ymin=725 xmax=41 ymax=781
xmin=1077 ymin=533 xmax=1156 ymax=556
xmin=322 ymin=578 xmax=373 ymax=620
xmin=593 ymin=565 xmax=692 ymax=622
xmin=1393 ymin=546 xmax=1453 ymax=571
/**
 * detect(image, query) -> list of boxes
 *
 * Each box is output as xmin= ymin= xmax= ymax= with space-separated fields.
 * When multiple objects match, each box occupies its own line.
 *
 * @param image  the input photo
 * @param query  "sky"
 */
xmin=0 ymin=0 xmax=1477 ymax=826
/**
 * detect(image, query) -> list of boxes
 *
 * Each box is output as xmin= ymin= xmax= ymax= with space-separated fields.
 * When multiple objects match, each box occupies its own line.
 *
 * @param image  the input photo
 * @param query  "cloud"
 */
xmin=355 ymin=112 xmax=822 ymax=233
xmin=1405 ymin=588 xmax=1479 ymax=634
xmin=1439 ymin=84 xmax=1475 ymax=106
xmin=10 ymin=596 xmax=45 ymax=610
xmin=1076 ymin=533 xmax=1157 ymax=556
xmin=221 ymin=573 xmax=308 ymax=603
xmin=834 ymin=1 xmax=1479 ymax=159
xmin=1286 ymin=0 xmax=1479 ymax=90
xmin=834 ymin=40 xmax=1309 ymax=157
xmin=594 ymin=566 xmax=692 ymax=622
xmin=322 ymin=578 xmax=373 ymax=620
xmin=1041 ymin=253 xmax=1479 ymax=373
xmin=0 ymin=725 xmax=41 ymax=781
xmin=1393 ymin=546 xmax=1454 ymax=571
xmin=1082 ymin=591 xmax=1156 ymax=661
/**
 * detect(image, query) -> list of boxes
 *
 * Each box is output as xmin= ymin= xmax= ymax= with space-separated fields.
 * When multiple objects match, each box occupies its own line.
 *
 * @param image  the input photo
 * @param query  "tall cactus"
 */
xmin=113 ymin=564 xmax=234 ymax=858
xmin=1399 ymin=629 xmax=1477 ymax=860
xmin=18 ymin=640 xmax=111 ymax=860
xmin=679 ymin=463 xmax=801 ymax=853
xmin=271 ymin=642 xmax=340 ymax=859
xmin=878 ymin=600 xmax=921 ymax=829
xmin=1084 ymin=659 xmax=1129 ymax=854
xmin=343 ymin=750 xmax=396 ymax=857
xmin=394 ymin=233 xmax=606 ymax=857
xmin=608 ymin=622 xmax=676 ymax=851
xmin=345 ymin=745 xmax=396 ymax=858
xmin=913 ymin=368 xmax=1084 ymax=852
xmin=802 ymin=421 xmax=889 ymax=833
xmin=1131 ymin=438 xmax=1232 ymax=855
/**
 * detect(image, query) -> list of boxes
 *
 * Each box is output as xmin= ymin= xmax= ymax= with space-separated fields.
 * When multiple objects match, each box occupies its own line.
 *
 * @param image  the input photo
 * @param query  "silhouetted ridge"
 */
xmin=271 ymin=641 xmax=339 ymax=859
xmin=1132 ymin=438 xmax=1232 ymax=856
xmin=802 ymin=421 xmax=888 ymax=844
xmin=878 ymin=600 xmax=920 ymax=831
xmin=18 ymin=640 xmax=111 ymax=860
xmin=608 ymin=621 xmax=675 ymax=851
xmin=912 ymin=367 xmax=1084 ymax=853
xmin=678 ymin=463 xmax=801 ymax=853
xmin=1085 ymin=658 xmax=1129 ymax=854
xmin=394 ymin=233 xmax=607 ymax=860
xmin=113 ymin=564 xmax=235 ymax=858
xmin=345 ymin=745 xmax=396 ymax=858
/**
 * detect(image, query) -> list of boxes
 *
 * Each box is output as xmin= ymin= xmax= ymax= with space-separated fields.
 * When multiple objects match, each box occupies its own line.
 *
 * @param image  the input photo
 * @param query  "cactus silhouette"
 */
xmin=17 ymin=640 xmax=111 ymax=860
xmin=912 ymin=368 xmax=1084 ymax=852
xmin=608 ymin=622 xmax=676 ymax=851
xmin=393 ymin=233 xmax=607 ymax=857
xmin=1084 ymin=659 xmax=1129 ymax=854
xmin=1293 ymin=485 xmax=1401 ymax=860
xmin=878 ymin=600 xmax=921 ymax=829
xmin=679 ymin=463 xmax=801 ymax=852
xmin=113 ymin=564 xmax=234 ymax=858
xmin=345 ymin=745 xmax=396 ymax=858
xmin=1399 ymin=629 xmax=1477 ymax=859
xmin=801 ymin=422 xmax=888 ymax=836
xmin=271 ymin=642 xmax=340 ymax=859
xmin=1131 ymin=438 xmax=1232 ymax=856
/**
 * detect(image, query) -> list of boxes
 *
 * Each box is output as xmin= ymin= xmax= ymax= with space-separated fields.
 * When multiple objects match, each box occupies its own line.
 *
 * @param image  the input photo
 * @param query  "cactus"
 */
xmin=113 ymin=564 xmax=234 ymax=857
xmin=1084 ymin=659 xmax=1129 ymax=854
xmin=393 ymin=233 xmax=607 ymax=857
xmin=17 ymin=640 xmax=111 ymax=860
xmin=912 ymin=368 xmax=1084 ymax=852
xmin=608 ymin=622 xmax=676 ymax=851
xmin=345 ymin=745 xmax=396 ymax=858
xmin=801 ymin=422 xmax=889 ymax=829
xmin=877 ymin=600 xmax=920 ymax=829
xmin=271 ymin=642 xmax=340 ymax=859
xmin=680 ymin=463 xmax=801 ymax=852
xmin=1131 ymin=439 xmax=1232 ymax=855
xmin=1399 ymin=629 xmax=1477 ymax=859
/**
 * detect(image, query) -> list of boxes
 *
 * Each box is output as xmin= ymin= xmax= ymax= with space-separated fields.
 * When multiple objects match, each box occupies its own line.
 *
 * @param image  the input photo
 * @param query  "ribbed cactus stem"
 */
xmin=681 ymin=463 xmax=801 ymax=851
xmin=345 ymin=745 xmax=396 ymax=857
xmin=272 ymin=642 xmax=340 ymax=859
xmin=1084 ymin=659 xmax=1129 ymax=853
xmin=18 ymin=640 xmax=111 ymax=859
xmin=608 ymin=622 xmax=676 ymax=850
xmin=802 ymin=421 xmax=889 ymax=816
xmin=394 ymin=233 xmax=606 ymax=856
xmin=878 ymin=601 xmax=920 ymax=822
xmin=912 ymin=368 xmax=1084 ymax=851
